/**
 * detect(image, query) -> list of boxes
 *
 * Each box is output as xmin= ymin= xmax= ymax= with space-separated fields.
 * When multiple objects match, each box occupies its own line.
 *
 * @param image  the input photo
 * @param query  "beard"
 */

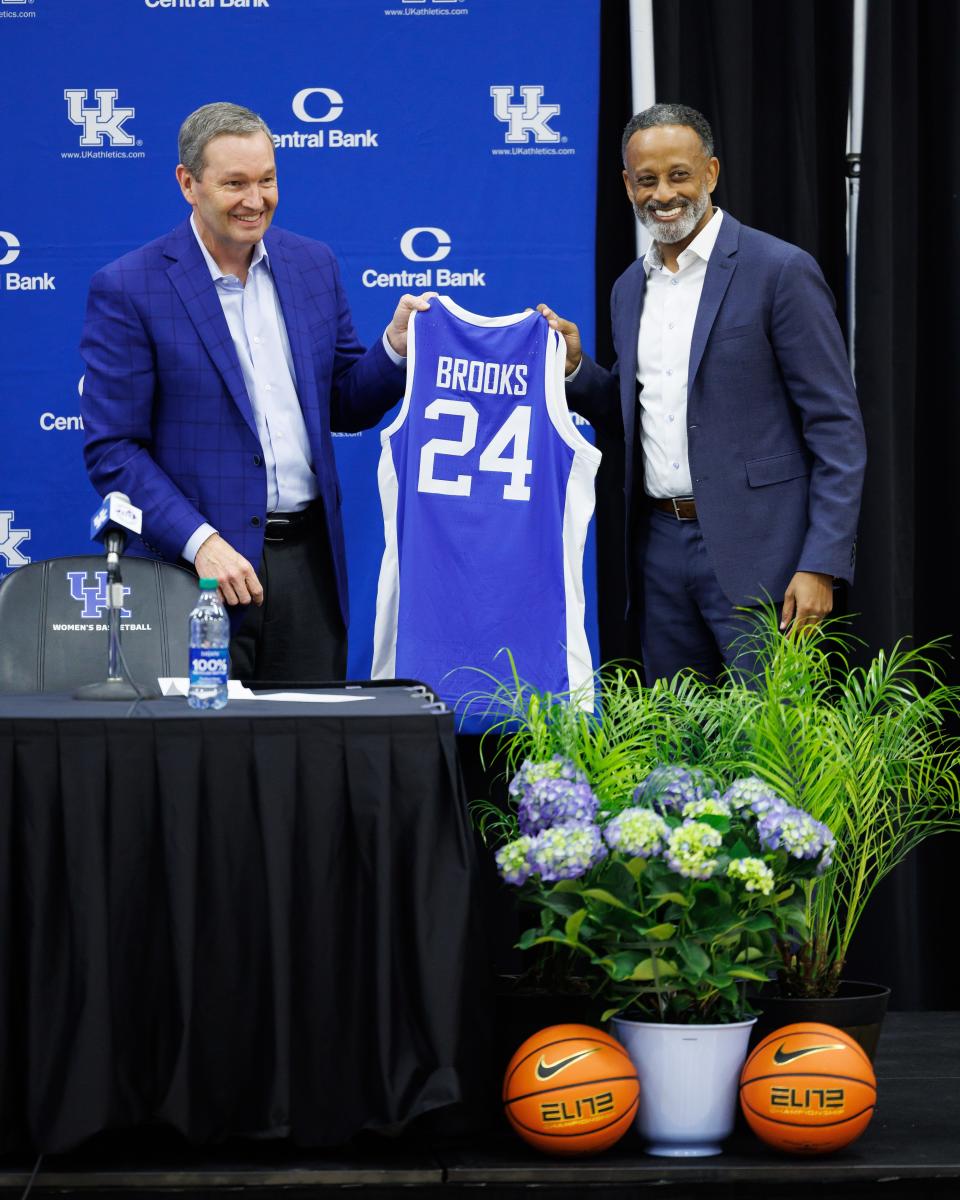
xmin=635 ymin=183 xmax=710 ymax=245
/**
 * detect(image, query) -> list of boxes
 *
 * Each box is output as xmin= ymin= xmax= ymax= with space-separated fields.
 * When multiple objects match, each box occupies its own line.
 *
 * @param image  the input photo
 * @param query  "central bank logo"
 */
xmin=67 ymin=571 xmax=133 ymax=620
xmin=275 ymin=88 xmax=378 ymax=151
xmin=362 ymin=226 xmax=485 ymax=290
xmin=0 ymin=231 xmax=20 ymax=267
xmin=0 ymin=510 xmax=31 ymax=569
xmin=491 ymin=85 xmax=561 ymax=144
xmin=399 ymin=227 xmax=451 ymax=263
xmin=64 ymin=89 xmax=136 ymax=147
xmin=292 ymin=88 xmax=344 ymax=124
xmin=0 ymin=232 xmax=56 ymax=292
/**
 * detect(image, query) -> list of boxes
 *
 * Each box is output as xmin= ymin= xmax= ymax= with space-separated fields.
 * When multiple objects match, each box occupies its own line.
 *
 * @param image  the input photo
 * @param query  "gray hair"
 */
xmin=178 ymin=102 xmax=273 ymax=178
xmin=621 ymin=103 xmax=714 ymax=164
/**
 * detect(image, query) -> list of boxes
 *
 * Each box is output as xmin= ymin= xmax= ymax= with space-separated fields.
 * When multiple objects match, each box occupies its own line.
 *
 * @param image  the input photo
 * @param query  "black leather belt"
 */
xmin=263 ymin=504 xmax=319 ymax=543
xmin=652 ymin=496 xmax=698 ymax=521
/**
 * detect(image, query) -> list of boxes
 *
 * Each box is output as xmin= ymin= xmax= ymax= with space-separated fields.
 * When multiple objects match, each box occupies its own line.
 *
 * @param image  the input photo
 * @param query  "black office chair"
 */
xmin=0 ymin=556 xmax=200 ymax=693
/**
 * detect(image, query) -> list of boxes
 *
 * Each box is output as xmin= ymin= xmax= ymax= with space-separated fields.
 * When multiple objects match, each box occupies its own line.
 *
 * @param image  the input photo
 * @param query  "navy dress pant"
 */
xmin=635 ymin=507 xmax=766 ymax=685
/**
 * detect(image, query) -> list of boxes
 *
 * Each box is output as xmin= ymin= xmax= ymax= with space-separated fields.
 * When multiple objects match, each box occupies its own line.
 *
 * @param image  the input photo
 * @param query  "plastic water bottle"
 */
xmin=187 ymin=578 xmax=230 ymax=710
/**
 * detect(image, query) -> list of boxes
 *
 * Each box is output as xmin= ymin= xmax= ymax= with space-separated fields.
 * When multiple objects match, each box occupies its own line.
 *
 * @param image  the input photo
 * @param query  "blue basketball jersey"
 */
xmin=372 ymin=297 xmax=601 ymax=722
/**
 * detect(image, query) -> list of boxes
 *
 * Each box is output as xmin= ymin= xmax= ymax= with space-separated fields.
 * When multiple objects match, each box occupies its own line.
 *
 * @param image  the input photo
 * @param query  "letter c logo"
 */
xmin=292 ymin=88 xmax=344 ymax=123
xmin=400 ymin=227 xmax=452 ymax=263
xmin=0 ymin=231 xmax=21 ymax=268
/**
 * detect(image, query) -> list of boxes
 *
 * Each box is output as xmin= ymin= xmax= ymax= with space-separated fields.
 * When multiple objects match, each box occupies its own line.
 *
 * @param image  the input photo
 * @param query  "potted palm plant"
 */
xmin=698 ymin=608 xmax=960 ymax=1053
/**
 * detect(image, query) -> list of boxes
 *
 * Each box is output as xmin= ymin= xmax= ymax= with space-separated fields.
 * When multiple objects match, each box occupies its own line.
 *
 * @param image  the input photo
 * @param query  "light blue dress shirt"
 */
xmin=182 ymin=216 xmax=404 ymax=563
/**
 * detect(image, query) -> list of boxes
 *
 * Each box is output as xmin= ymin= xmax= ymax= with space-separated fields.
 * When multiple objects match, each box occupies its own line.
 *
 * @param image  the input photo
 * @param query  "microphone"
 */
xmin=90 ymin=492 xmax=142 ymax=575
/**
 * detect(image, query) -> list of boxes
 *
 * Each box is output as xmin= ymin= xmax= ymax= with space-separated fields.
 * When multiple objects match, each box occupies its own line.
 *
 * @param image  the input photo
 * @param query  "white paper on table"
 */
xmin=157 ymin=678 xmax=371 ymax=703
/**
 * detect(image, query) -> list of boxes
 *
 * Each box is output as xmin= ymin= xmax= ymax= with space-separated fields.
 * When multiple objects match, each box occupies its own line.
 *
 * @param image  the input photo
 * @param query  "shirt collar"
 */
xmin=189 ymin=213 xmax=269 ymax=282
xmin=643 ymin=207 xmax=724 ymax=276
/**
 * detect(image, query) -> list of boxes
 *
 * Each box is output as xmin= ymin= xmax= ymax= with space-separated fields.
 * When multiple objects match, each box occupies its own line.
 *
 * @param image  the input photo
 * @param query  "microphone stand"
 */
xmin=74 ymin=535 xmax=158 ymax=701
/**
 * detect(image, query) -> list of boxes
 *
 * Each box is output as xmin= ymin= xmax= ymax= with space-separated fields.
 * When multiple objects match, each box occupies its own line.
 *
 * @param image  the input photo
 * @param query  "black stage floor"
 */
xmin=0 ymin=1013 xmax=957 ymax=1198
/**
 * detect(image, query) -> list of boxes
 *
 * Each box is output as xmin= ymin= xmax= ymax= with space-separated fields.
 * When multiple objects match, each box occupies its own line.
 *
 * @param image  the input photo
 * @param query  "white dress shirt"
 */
xmin=637 ymin=208 xmax=723 ymax=498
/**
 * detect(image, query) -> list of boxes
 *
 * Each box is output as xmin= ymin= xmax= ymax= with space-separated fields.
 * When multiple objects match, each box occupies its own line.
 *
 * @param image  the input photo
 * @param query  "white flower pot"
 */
xmin=611 ymin=1015 xmax=756 ymax=1157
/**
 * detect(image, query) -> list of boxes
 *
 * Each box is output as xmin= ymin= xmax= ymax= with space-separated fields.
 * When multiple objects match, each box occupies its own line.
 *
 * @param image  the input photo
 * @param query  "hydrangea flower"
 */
xmin=682 ymin=796 xmax=733 ymax=820
xmin=603 ymin=807 xmax=670 ymax=857
xmin=759 ymin=807 xmax=835 ymax=865
xmin=633 ymin=764 xmax=720 ymax=817
xmin=722 ymin=776 xmax=783 ymax=812
xmin=508 ymin=756 xmax=586 ymax=799
xmin=665 ymin=820 xmax=723 ymax=879
xmin=517 ymin=777 xmax=599 ymax=836
xmin=496 ymin=835 xmax=535 ymax=886
xmin=728 ymin=856 xmax=776 ymax=895
xmin=527 ymin=821 xmax=607 ymax=882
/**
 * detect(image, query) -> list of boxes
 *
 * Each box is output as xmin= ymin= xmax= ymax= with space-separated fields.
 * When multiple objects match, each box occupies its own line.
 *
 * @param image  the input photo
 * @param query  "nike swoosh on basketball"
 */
xmin=535 ymin=1048 xmax=600 ymax=1080
xmin=772 ymin=1042 xmax=846 ymax=1065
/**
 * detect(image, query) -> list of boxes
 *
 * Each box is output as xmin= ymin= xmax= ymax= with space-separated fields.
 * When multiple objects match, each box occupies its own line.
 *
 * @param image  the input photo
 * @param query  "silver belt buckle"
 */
xmin=672 ymin=496 xmax=695 ymax=521
xmin=264 ymin=516 xmax=290 ymax=543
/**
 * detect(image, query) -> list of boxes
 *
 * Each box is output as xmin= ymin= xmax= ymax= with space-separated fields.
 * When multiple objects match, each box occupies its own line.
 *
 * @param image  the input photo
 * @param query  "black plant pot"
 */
xmin=749 ymin=979 xmax=891 ymax=1062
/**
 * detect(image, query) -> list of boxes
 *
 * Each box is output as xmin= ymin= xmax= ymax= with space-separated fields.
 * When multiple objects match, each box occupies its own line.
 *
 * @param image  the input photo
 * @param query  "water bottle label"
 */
xmin=189 ymin=648 xmax=229 ymax=686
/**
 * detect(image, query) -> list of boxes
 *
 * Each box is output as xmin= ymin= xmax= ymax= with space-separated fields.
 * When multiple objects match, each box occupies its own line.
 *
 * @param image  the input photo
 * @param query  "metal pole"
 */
xmin=847 ymin=0 xmax=868 ymax=376
xmin=628 ymin=0 xmax=656 ymax=258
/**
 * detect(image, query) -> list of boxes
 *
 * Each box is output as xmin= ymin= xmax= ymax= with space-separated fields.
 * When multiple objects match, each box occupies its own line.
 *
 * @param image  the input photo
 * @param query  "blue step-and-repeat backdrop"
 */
xmin=1 ymin=0 xmax=600 ymax=681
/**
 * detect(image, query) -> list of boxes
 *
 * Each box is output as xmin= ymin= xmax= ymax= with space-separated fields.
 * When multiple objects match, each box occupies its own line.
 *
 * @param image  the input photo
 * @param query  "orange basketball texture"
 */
xmin=739 ymin=1022 xmax=877 ymax=1155
xmin=502 ymin=1024 xmax=640 ymax=1155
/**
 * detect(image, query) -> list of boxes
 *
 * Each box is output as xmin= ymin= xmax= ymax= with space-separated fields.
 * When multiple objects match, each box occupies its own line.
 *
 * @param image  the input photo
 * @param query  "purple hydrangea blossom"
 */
xmin=756 ymin=804 xmax=835 ymax=869
xmin=633 ymin=764 xmax=720 ymax=817
xmin=722 ymin=776 xmax=783 ymax=812
xmin=517 ymin=777 xmax=599 ymax=836
xmin=508 ymin=756 xmax=586 ymax=800
xmin=527 ymin=821 xmax=607 ymax=881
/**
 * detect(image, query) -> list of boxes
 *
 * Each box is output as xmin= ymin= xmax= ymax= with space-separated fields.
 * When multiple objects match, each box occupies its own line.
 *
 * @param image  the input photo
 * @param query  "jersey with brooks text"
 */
xmin=372 ymin=296 xmax=600 ymax=726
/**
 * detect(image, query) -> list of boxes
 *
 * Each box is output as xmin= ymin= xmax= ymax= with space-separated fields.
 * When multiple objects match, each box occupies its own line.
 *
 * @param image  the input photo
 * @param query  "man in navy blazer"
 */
xmin=540 ymin=103 xmax=866 ymax=683
xmin=80 ymin=102 xmax=428 ymax=680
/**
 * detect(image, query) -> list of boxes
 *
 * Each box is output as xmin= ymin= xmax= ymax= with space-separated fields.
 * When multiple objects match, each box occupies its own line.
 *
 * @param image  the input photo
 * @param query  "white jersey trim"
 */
xmin=438 ymin=294 xmax=535 ymax=328
xmin=542 ymin=327 xmax=600 ymax=711
xmin=370 ymin=309 xmax=420 ymax=677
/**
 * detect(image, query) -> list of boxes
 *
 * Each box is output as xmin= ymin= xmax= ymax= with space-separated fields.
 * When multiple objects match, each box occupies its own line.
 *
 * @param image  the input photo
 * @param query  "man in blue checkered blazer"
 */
xmin=80 ymin=102 xmax=428 ymax=680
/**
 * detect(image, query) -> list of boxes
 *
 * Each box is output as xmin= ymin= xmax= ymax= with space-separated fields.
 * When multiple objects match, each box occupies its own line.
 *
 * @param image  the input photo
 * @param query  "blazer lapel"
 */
xmin=618 ymin=265 xmax=647 ymax=441
xmin=164 ymin=221 xmax=259 ymax=440
xmin=687 ymin=213 xmax=740 ymax=395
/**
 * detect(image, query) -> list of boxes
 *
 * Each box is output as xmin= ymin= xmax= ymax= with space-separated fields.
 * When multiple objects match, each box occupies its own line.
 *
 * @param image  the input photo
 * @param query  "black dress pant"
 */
xmin=230 ymin=503 xmax=347 ymax=683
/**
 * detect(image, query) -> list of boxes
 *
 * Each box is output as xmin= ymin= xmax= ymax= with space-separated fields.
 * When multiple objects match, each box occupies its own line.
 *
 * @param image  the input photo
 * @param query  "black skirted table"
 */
xmin=0 ymin=686 xmax=484 ymax=1153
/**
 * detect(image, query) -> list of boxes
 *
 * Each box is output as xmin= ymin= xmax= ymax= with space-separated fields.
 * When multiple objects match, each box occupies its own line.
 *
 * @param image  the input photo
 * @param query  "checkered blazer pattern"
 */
xmin=79 ymin=219 xmax=405 ymax=624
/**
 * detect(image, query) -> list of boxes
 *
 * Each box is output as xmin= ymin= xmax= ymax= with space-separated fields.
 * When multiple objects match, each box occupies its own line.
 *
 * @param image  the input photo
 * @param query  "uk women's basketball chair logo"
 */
xmin=66 ymin=571 xmax=132 ymax=620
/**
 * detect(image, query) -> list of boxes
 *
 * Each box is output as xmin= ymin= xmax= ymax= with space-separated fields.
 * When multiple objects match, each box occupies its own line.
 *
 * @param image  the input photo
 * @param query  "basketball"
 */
xmin=739 ymin=1022 xmax=877 ymax=1155
xmin=502 ymin=1023 xmax=639 ymax=1156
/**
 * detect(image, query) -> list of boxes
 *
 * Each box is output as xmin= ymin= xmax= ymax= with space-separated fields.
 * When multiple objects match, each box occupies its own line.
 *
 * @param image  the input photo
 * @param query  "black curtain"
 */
xmin=843 ymin=0 xmax=960 ymax=1009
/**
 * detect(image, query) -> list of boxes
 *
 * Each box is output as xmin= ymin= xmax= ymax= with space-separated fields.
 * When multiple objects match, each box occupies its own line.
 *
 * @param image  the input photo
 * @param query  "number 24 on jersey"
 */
xmin=417 ymin=399 xmax=533 ymax=502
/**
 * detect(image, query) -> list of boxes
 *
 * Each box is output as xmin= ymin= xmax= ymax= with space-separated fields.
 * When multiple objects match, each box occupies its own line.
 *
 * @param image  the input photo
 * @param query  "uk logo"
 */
xmin=0 ymin=510 xmax=30 ymax=568
xmin=490 ymin=86 xmax=561 ymax=144
xmin=64 ymin=89 xmax=136 ymax=147
xmin=67 ymin=571 xmax=132 ymax=620
xmin=0 ymin=231 xmax=20 ymax=268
